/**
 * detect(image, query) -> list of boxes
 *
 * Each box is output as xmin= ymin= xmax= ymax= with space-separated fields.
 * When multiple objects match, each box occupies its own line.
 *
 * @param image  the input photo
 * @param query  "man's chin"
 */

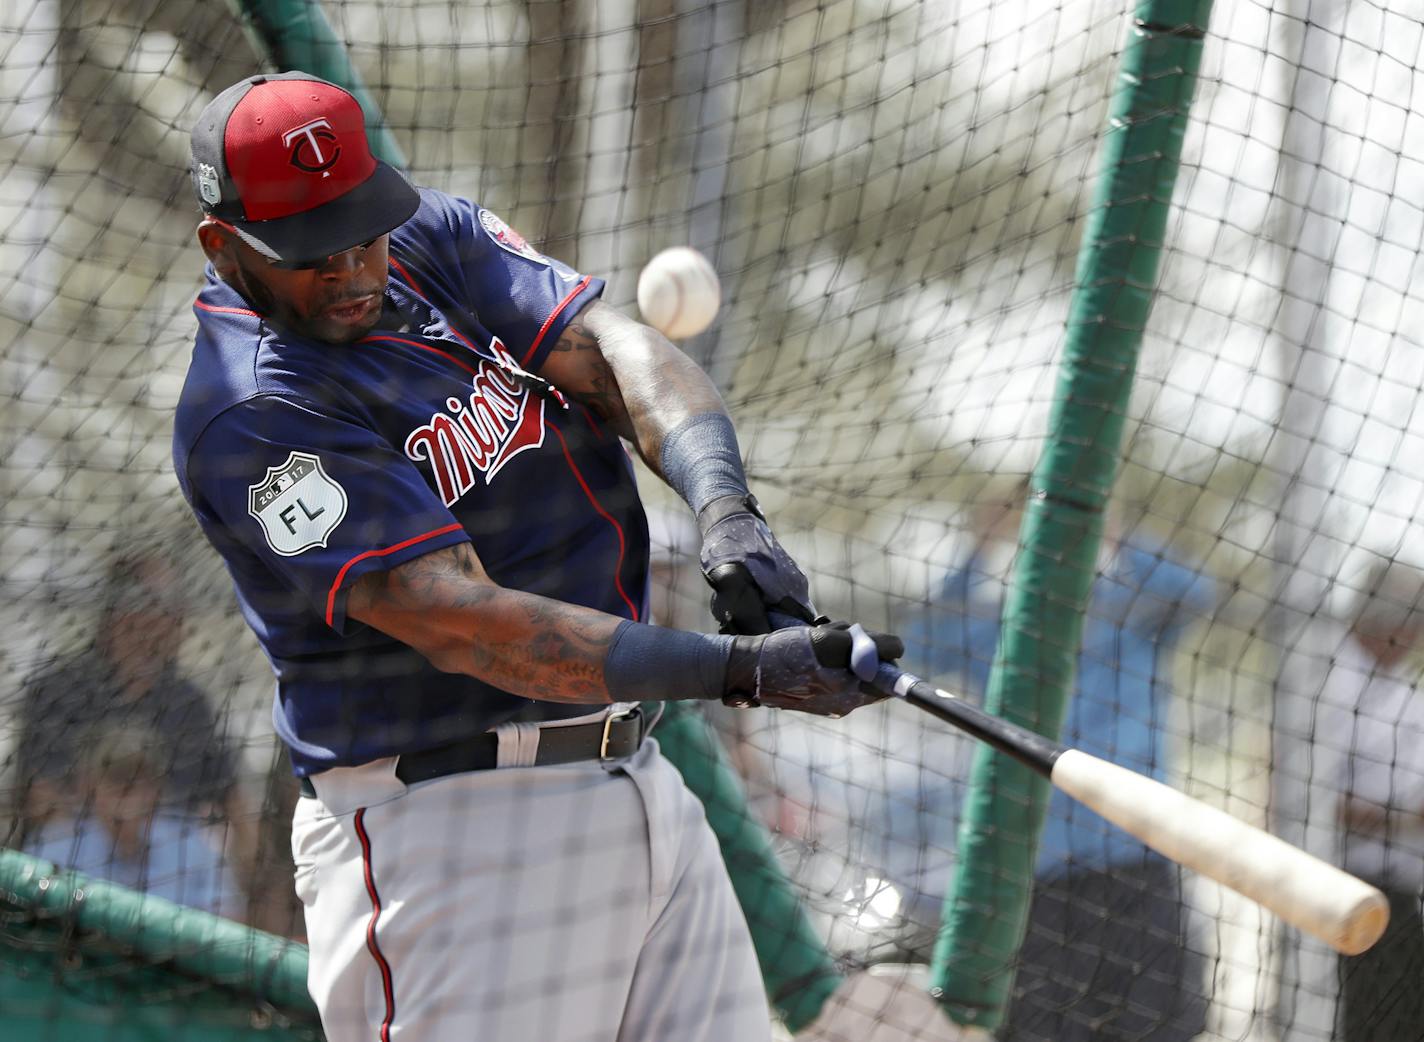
xmin=304 ymin=310 xmax=381 ymax=344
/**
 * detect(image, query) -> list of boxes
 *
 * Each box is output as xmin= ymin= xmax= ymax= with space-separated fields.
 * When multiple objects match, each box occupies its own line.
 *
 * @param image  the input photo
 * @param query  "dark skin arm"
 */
xmin=346 ymin=301 xmax=735 ymax=694
xmin=538 ymin=299 xmax=733 ymax=478
xmin=347 ymin=542 xmax=623 ymax=703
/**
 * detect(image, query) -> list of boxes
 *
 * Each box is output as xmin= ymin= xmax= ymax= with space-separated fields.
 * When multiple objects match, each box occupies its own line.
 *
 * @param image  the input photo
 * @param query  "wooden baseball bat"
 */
xmin=872 ymin=664 xmax=1389 ymax=956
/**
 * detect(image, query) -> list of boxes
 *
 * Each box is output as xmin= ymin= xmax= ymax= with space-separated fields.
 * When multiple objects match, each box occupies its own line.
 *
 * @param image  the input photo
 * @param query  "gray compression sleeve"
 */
xmin=603 ymin=620 xmax=736 ymax=702
xmin=659 ymin=413 xmax=749 ymax=516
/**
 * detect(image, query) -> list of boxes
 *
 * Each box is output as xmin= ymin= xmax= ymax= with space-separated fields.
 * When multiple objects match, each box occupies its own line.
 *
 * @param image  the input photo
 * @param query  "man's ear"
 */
xmin=196 ymin=219 xmax=238 ymax=276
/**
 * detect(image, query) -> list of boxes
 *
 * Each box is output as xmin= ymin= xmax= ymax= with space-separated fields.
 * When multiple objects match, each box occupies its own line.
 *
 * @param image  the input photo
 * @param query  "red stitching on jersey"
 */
xmin=388 ymin=256 xmax=428 ymax=299
xmin=441 ymin=321 xmax=483 ymax=355
xmin=194 ymin=299 xmax=260 ymax=317
xmin=385 ymin=270 xmax=495 ymax=371
xmin=359 ymin=334 xmax=481 ymax=378
xmin=385 ymin=258 xmax=586 ymax=378
xmin=354 ymin=809 xmax=397 ymax=1042
xmin=522 ymin=276 xmax=593 ymax=367
xmin=579 ymin=405 xmax=605 ymax=440
xmin=548 ymin=425 xmax=639 ymax=621
xmin=325 ymin=523 xmax=466 ymax=627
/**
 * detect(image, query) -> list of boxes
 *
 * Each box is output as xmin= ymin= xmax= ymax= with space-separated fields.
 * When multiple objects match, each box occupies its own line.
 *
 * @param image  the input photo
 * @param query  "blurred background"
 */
xmin=3 ymin=1 xmax=1423 ymax=1039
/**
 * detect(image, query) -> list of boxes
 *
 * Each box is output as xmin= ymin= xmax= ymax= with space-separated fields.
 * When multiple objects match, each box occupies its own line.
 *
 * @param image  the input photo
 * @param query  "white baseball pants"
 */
xmin=291 ymin=731 xmax=772 ymax=1042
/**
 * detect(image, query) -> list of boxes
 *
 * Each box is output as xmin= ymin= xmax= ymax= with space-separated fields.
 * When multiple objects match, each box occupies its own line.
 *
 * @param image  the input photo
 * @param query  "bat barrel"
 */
xmin=875 ymin=663 xmax=1390 ymax=955
xmin=1050 ymin=750 xmax=1390 ymax=955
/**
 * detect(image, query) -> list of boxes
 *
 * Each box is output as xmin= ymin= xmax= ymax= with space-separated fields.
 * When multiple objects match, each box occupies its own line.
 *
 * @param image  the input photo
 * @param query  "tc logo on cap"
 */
xmin=283 ymin=119 xmax=342 ymax=176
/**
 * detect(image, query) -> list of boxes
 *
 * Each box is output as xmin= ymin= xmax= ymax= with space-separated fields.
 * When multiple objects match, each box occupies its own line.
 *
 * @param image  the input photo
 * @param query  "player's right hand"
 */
xmin=699 ymin=495 xmax=818 ymax=634
xmin=722 ymin=621 xmax=904 ymax=718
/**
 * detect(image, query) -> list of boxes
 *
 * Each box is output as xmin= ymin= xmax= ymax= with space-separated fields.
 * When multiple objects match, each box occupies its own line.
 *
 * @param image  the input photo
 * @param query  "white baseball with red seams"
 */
xmin=637 ymin=247 xmax=722 ymax=339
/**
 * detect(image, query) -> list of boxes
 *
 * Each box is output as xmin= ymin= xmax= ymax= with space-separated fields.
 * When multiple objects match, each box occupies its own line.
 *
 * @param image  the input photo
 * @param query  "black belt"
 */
xmin=299 ymin=708 xmax=646 ymax=798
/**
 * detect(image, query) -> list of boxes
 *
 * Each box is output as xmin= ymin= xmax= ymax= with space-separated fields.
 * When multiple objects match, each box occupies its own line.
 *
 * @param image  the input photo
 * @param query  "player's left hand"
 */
xmin=722 ymin=621 xmax=905 ymax=717
xmin=699 ymin=494 xmax=817 ymax=634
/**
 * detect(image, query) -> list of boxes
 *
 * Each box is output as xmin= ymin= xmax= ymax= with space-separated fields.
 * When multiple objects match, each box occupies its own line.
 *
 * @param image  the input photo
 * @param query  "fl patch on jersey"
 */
xmin=248 ymin=451 xmax=349 ymax=556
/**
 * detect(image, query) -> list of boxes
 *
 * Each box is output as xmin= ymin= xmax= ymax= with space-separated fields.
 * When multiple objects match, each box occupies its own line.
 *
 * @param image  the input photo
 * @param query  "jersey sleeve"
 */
xmin=184 ymin=394 xmax=471 ymax=633
xmin=446 ymin=198 xmax=605 ymax=371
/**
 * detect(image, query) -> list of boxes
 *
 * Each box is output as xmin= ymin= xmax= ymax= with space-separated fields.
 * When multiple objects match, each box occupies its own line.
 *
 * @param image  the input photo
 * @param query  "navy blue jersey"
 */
xmin=174 ymin=188 xmax=649 ymax=775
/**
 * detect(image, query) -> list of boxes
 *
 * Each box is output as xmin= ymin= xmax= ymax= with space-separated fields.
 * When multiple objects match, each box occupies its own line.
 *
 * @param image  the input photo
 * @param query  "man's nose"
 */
xmin=318 ymin=247 xmax=367 ymax=278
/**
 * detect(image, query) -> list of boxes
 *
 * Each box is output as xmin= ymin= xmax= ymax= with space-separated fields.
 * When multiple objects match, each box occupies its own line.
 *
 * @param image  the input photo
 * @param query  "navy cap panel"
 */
xmin=189 ymin=76 xmax=259 ymax=219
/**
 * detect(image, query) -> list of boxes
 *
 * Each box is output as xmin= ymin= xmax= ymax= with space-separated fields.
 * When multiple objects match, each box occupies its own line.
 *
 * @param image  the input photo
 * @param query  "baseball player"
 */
xmin=174 ymin=72 xmax=900 ymax=1042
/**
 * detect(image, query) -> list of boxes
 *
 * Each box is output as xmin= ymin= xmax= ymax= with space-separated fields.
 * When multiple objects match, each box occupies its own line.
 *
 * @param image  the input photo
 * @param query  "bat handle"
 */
xmin=871 ymin=660 xmax=914 ymax=695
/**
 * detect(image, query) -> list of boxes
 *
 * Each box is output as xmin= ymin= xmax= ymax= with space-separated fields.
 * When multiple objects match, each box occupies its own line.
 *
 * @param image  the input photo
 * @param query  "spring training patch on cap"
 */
xmin=478 ymin=209 xmax=544 ymax=262
xmin=248 ymin=451 xmax=348 ymax=556
xmin=197 ymin=163 xmax=222 ymax=206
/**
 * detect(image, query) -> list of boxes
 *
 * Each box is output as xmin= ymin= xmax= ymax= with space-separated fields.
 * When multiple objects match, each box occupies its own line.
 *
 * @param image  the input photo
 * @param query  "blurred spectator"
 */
xmin=25 ymin=724 xmax=243 ymax=916
xmin=1334 ymin=558 xmax=1424 ymax=1042
xmin=1271 ymin=560 xmax=1419 ymax=1039
xmin=900 ymin=480 xmax=1025 ymax=687
xmin=9 ymin=549 xmax=261 ymax=921
xmin=909 ymin=493 xmax=1216 ymax=1041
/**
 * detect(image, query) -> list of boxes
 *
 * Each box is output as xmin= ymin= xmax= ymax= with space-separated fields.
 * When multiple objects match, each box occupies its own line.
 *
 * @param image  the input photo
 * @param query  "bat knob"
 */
xmin=846 ymin=623 xmax=879 ymax=682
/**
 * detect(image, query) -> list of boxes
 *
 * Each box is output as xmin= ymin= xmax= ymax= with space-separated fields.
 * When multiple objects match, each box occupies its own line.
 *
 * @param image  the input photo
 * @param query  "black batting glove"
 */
xmin=722 ymin=621 xmax=905 ymax=718
xmin=699 ymin=494 xmax=817 ymax=635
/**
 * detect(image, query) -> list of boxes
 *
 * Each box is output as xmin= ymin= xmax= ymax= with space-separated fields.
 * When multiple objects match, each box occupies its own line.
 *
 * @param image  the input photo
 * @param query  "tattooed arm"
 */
xmin=540 ymin=302 xmax=820 ymax=635
xmin=537 ymin=300 xmax=732 ymax=479
xmin=346 ymin=541 xmax=622 ymax=704
xmin=343 ymin=306 xmax=752 ymax=703
xmin=344 ymin=539 xmax=893 ymax=717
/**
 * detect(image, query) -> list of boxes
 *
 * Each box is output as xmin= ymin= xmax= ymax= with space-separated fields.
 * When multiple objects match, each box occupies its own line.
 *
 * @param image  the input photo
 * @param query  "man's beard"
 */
xmin=228 ymin=256 xmax=381 ymax=344
xmin=228 ymin=257 xmax=290 ymax=327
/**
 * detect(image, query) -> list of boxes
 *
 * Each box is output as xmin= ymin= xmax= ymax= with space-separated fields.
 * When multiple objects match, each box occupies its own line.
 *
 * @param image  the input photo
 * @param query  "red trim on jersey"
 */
xmin=522 ymin=276 xmax=593 ymax=367
xmin=325 ymin=523 xmax=466 ymax=627
xmin=358 ymin=334 xmax=481 ymax=378
xmin=441 ymin=319 xmax=495 ymax=359
xmin=579 ymin=406 xmax=605 ymax=440
xmin=194 ymin=299 xmax=260 ymax=317
xmin=388 ymin=256 xmax=428 ymax=299
xmin=548 ymin=424 xmax=639 ymax=621
xmin=354 ymin=809 xmax=397 ymax=1042
xmin=384 ymin=258 xmax=589 ymax=380
xmin=386 ymin=257 xmax=492 ymax=369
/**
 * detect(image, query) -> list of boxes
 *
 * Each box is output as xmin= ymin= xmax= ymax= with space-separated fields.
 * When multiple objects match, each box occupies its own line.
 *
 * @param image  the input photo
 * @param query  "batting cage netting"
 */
xmin=3 ymin=0 xmax=1422 ymax=1039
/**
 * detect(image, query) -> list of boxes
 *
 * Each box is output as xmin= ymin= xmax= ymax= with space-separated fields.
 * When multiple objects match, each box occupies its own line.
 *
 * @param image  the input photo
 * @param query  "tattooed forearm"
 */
xmin=547 ymin=301 xmax=730 ymax=474
xmin=351 ymin=542 xmax=495 ymax=612
xmin=347 ymin=543 xmax=621 ymax=704
xmin=550 ymin=318 xmax=597 ymax=354
xmin=552 ymin=318 xmax=629 ymax=430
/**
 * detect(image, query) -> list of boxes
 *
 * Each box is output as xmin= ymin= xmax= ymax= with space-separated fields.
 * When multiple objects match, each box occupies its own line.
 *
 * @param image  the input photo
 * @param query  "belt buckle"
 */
xmin=599 ymin=706 xmax=636 ymax=760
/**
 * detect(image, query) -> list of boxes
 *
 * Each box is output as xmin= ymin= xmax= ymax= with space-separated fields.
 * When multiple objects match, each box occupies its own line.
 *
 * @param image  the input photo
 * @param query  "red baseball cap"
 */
xmin=189 ymin=72 xmax=419 ymax=266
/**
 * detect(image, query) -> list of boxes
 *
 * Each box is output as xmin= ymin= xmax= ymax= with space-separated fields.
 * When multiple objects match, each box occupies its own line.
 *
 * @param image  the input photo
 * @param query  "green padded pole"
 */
xmin=648 ymin=701 xmax=843 ymax=1032
xmin=927 ymin=1 xmax=1214 ymax=1031
xmin=223 ymin=0 xmax=406 ymax=167
xmin=0 ymin=848 xmax=315 ymax=1018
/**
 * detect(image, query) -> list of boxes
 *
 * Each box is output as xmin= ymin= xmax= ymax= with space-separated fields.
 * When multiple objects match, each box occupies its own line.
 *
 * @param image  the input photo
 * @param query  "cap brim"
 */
xmin=230 ymin=161 xmax=420 ymax=265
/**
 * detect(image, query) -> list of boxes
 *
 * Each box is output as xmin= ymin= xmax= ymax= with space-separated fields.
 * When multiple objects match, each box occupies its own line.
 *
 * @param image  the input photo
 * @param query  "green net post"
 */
xmin=221 ymin=0 xmax=406 ymax=167
xmin=927 ymin=2 xmax=1215 ymax=1031
xmin=648 ymin=702 xmax=842 ymax=1032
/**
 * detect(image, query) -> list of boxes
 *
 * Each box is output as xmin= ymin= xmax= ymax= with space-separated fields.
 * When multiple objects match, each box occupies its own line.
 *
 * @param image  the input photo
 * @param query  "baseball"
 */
xmin=637 ymin=247 xmax=721 ymax=339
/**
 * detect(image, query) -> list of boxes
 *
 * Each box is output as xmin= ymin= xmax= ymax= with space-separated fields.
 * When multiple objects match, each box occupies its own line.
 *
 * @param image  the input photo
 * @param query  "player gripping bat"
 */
xmin=705 ymin=569 xmax=1391 ymax=957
